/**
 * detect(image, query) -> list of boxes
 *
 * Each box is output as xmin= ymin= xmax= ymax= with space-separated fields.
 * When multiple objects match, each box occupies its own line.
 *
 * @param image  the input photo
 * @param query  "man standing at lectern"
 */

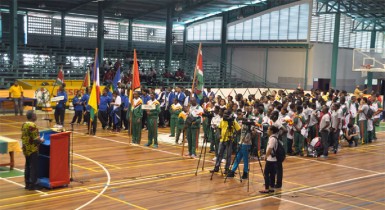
xmin=9 ymin=80 xmax=24 ymax=116
xmin=22 ymin=110 xmax=44 ymax=190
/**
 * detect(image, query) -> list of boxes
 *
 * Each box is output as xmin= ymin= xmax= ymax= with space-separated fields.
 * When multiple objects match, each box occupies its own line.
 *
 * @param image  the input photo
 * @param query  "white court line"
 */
xmin=0 ymin=177 xmax=47 ymax=195
xmin=288 ymin=156 xmax=382 ymax=174
xmin=73 ymin=131 xmax=182 ymax=157
xmin=271 ymin=196 xmax=324 ymax=210
xmin=213 ymin=173 xmax=384 ymax=209
xmin=74 ymin=153 xmax=111 ymax=210
xmin=42 ymin=170 xmax=196 ymax=197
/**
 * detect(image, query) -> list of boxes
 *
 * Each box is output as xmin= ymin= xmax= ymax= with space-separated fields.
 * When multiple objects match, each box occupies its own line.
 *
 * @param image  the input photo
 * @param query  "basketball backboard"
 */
xmin=353 ymin=48 xmax=385 ymax=73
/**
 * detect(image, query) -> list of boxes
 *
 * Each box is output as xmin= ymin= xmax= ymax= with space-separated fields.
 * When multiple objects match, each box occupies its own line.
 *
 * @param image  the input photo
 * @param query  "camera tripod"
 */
xmin=209 ymin=121 xmax=237 ymax=181
xmin=195 ymin=113 xmax=214 ymax=176
xmin=224 ymin=123 xmax=265 ymax=192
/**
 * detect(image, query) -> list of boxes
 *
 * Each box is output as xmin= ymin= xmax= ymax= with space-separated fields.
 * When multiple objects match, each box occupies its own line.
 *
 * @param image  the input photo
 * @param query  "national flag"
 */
xmin=56 ymin=67 xmax=64 ymax=86
xmin=82 ymin=68 xmax=91 ymax=88
xmin=129 ymin=49 xmax=141 ymax=104
xmin=193 ymin=43 xmax=204 ymax=99
xmin=112 ymin=67 xmax=121 ymax=92
xmin=88 ymin=48 xmax=101 ymax=122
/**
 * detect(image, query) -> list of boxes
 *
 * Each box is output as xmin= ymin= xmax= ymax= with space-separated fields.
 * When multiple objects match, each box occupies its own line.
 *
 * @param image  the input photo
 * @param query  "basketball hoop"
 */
xmin=361 ymin=64 xmax=372 ymax=70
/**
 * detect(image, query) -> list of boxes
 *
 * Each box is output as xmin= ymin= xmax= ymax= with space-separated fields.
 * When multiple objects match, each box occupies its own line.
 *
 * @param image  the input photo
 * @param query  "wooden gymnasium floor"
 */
xmin=0 ymin=112 xmax=385 ymax=210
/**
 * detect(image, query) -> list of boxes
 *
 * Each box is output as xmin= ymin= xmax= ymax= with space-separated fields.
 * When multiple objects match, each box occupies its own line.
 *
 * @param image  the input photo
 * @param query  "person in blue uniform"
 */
xmin=81 ymin=87 xmax=90 ymax=125
xmin=70 ymin=90 xmax=83 ymax=125
xmin=98 ymin=88 xmax=111 ymax=129
xmin=54 ymin=84 xmax=68 ymax=127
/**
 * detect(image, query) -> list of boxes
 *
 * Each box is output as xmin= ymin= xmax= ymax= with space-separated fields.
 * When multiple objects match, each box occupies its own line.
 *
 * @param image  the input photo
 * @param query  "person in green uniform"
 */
xmin=170 ymin=98 xmax=182 ymax=138
xmin=176 ymin=106 xmax=188 ymax=144
xmin=145 ymin=93 xmax=161 ymax=148
xmin=185 ymin=97 xmax=203 ymax=158
xmin=131 ymin=91 xmax=143 ymax=144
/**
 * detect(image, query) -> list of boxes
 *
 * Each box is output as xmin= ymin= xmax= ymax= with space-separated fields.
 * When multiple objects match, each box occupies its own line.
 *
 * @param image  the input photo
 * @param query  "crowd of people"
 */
xmin=99 ymin=59 xmax=188 ymax=88
xmin=18 ymin=82 xmax=383 ymax=192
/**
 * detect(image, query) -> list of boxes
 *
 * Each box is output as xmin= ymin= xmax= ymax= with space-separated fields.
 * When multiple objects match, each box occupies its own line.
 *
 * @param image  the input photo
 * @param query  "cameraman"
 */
xmin=209 ymin=106 xmax=221 ymax=157
xmin=210 ymin=110 xmax=241 ymax=175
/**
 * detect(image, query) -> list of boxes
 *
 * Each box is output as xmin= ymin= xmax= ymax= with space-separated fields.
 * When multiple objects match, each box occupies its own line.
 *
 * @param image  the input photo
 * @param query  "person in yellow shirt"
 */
xmin=9 ymin=80 xmax=24 ymax=116
xmin=210 ymin=110 xmax=241 ymax=174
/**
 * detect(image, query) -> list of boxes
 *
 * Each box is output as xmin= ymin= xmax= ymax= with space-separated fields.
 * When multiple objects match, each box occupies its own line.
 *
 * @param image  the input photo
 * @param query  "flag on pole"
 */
xmin=56 ymin=67 xmax=64 ymax=86
xmin=88 ymin=48 xmax=101 ymax=122
xmin=129 ymin=49 xmax=141 ymax=104
xmin=82 ymin=68 xmax=91 ymax=88
xmin=194 ymin=43 xmax=204 ymax=99
xmin=112 ymin=67 xmax=121 ymax=92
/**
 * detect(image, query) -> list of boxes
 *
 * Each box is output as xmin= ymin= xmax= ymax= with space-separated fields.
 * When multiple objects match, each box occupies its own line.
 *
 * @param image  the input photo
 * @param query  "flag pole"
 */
xmin=191 ymin=43 xmax=201 ymax=98
xmin=89 ymin=48 xmax=98 ymax=135
xmin=50 ymin=65 xmax=63 ymax=98
xmin=129 ymin=49 xmax=136 ymax=143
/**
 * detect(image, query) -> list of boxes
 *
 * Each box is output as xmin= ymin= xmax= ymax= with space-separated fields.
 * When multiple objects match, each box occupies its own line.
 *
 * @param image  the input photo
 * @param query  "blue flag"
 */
xmin=112 ymin=67 xmax=121 ymax=92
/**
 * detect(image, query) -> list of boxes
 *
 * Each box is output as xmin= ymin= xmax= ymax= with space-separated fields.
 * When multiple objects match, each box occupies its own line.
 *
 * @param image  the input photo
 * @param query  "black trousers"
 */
xmin=165 ymin=108 xmax=171 ymax=125
xmin=264 ymin=161 xmax=277 ymax=190
xmin=121 ymin=110 xmax=128 ymax=129
xmin=159 ymin=107 xmax=165 ymax=127
xmin=85 ymin=112 xmax=97 ymax=134
xmin=54 ymin=107 xmax=65 ymax=125
xmin=98 ymin=110 xmax=108 ymax=128
xmin=142 ymin=110 xmax=148 ymax=128
xmin=287 ymin=138 xmax=293 ymax=154
xmin=108 ymin=107 xmax=113 ymax=127
xmin=275 ymin=161 xmax=283 ymax=188
xmin=321 ymin=130 xmax=329 ymax=156
xmin=71 ymin=111 xmax=83 ymax=124
xmin=25 ymin=152 xmax=38 ymax=188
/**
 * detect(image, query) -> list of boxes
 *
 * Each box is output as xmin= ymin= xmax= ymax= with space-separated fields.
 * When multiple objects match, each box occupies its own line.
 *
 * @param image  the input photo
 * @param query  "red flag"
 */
xmin=56 ymin=67 xmax=64 ymax=85
xmin=132 ymin=49 xmax=140 ymax=91
xmin=130 ymin=49 xmax=141 ymax=104
xmin=82 ymin=69 xmax=90 ymax=88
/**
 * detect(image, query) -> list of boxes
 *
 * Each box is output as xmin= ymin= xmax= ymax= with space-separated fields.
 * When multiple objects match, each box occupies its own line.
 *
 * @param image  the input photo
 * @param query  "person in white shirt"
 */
xmin=348 ymin=96 xmax=357 ymax=125
xmin=370 ymin=95 xmax=382 ymax=140
xmin=319 ymin=106 xmax=331 ymax=158
xmin=345 ymin=123 xmax=360 ymax=147
xmin=110 ymin=91 xmax=122 ymax=132
xmin=259 ymin=125 xmax=279 ymax=194
xmin=358 ymin=97 xmax=369 ymax=144
xmin=330 ymin=103 xmax=343 ymax=154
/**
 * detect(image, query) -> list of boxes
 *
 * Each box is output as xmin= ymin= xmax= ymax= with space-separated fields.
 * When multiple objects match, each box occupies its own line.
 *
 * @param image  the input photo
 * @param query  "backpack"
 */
xmin=272 ymin=136 xmax=286 ymax=162
xmin=366 ymin=107 xmax=374 ymax=119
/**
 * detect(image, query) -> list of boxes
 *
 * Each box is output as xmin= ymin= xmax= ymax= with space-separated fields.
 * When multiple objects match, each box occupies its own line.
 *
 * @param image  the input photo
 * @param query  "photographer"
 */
xmin=210 ymin=110 xmax=241 ymax=175
xmin=259 ymin=125 xmax=279 ymax=194
xmin=185 ymin=97 xmax=203 ymax=158
xmin=226 ymin=114 xmax=254 ymax=179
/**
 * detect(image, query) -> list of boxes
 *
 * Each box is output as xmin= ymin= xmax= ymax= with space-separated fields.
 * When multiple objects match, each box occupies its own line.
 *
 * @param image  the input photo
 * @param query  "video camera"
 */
xmin=223 ymin=114 xmax=235 ymax=123
xmin=242 ymin=118 xmax=255 ymax=126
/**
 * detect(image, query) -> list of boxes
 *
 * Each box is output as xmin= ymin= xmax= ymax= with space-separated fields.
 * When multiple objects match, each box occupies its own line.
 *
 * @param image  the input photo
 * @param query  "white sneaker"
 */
xmin=221 ymin=159 xmax=226 ymax=163
xmin=57 ymin=125 xmax=63 ymax=128
xmin=53 ymin=124 xmax=59 ymax=128
xmin=212 ymin=157 xmax=217 ymax=161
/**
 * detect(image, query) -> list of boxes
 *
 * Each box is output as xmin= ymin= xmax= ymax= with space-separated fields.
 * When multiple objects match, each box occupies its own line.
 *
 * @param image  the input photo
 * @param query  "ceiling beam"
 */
xmin=64 ymin=0 xmax=96 ymax=13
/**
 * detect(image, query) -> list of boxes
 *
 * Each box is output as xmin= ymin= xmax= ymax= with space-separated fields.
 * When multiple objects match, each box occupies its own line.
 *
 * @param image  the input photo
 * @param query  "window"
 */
xmin=187 ymin=17 xmax=222 ymax=42
xmin=28 ymin=16 xmax=51 ymax=35
xmin=227 ymin=2 xmax=309 ymax=42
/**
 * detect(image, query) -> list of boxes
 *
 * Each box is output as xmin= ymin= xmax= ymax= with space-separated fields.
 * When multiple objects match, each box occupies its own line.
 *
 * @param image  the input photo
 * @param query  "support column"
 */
xmin=60 ymin=12 xmax=65 ymax=49
xmin=97 ymin=1 xmax=104 ymax=66
xmin=128 ymin=19 xmax=133 ymax=51
xmin=330 ymin=12 xmax=341 ymax=89
xmin=165 ymin=7 xmax=173 ymax=71
xmin=220 ymin=12 xmax=228 ymax=81
xmin=182 ymin=26 xmax=187 ymax=57
xmin=367 ymin=28 xmax=376 ymax=91
xmin=264 ymin=48 xmax=268 ymax=87
xmin=10 ymin=0 xmax=18 ymax=67
xmin=304 ymin=46 xmax=309 ymax=90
